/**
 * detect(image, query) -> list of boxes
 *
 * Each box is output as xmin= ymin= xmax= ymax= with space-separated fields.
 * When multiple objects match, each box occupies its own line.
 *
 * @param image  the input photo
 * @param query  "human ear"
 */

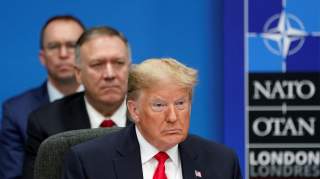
xmin=39 ymin=50 xmax=46 ymax=66
xmin=127 ymin=100 xmax=140 ymax=123
xmin=74 ymin=65 xmax=83 ymax=84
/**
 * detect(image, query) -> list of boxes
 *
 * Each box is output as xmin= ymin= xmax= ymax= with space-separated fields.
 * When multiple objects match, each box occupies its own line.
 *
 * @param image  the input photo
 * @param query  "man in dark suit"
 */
xmin=23 ymin=26 xmax=132 ymax=179
xmin=0 ymin=15 xmax=85 ymax=179
xmin=63 ymin=58 xmax=242 ymax=179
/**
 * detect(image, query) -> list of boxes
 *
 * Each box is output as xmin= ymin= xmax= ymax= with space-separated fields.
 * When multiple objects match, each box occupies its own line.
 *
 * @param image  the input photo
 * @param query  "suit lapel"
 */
xmin=112 ymin=128 xmax=205 ymax=179
xmin=64 ymin=93 xmax=131 ymax=130
xmin=180 ymin=137 xmax=204 ymax=179
xmin=36 ymin=82 xmax=90 ymax=130
xmin=125 ymin=116 xmax=133 ymax=126
xmin=35 ymin=81 xmax=50 ymax=104
xmin=65 ymin=93 xmax=91 ymax=130
xmin=113 ymin=125 xmax=143 ymax=179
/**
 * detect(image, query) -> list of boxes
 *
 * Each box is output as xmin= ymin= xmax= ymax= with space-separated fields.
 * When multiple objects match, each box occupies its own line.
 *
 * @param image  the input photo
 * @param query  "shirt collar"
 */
xmin=135 ymin=125 xmax=180 ymax=167
xmin=84 ymin=96 xmax=127 ymax=128
xmin=47 ymin=81 xmax=63 ymax=102
xmin=47 ymin=81 xmax=84 ymax=102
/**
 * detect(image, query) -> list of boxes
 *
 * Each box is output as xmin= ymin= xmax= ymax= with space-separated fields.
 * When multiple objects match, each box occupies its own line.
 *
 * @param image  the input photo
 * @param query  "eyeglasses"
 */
xmin=44 ymin=41 xmax=77 ymax=54
xmin=149 ymin=97 xmax=190 ymax=112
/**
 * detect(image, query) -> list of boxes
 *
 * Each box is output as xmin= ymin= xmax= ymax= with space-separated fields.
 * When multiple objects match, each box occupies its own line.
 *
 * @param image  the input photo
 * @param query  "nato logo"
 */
xmin=247 ymin=0 xmax=320 ymax=72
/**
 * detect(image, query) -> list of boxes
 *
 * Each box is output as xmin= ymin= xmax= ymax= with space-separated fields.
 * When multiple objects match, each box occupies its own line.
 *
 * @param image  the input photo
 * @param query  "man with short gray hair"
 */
xmin=23 ymin=26 xmax=132 ymax=179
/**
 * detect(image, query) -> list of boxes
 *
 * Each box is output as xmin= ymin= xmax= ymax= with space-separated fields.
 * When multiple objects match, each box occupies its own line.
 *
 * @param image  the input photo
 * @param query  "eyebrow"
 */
xmin=150 ymin=96 xmax=188 ymax=102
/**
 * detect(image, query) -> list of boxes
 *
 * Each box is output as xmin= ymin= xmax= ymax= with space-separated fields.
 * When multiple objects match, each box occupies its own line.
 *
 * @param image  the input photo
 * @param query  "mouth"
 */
xmin=162 ymin=128 xmax=182 ymax=135
xmin=100 ymin=85 xmax=121 ymax=93
xmin=101 ymin=85 xmax=120 ymax=89
xmin=57 ymin=64 xmax=73 ymax=71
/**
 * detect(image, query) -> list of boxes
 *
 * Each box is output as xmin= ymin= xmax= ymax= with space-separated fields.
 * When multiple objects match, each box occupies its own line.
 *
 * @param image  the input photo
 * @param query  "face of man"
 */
xmin=76 ymin=35 xmax=130 ymax=112
xmin=128 ymin=81 xmax=191 ymax=151
xmin=40 ymin=20 xmax=84 ymax=84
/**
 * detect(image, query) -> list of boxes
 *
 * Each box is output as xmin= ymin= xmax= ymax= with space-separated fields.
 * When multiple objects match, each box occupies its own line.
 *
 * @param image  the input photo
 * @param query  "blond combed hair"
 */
xmin=128 ymin=58 xmax=198 ymax=100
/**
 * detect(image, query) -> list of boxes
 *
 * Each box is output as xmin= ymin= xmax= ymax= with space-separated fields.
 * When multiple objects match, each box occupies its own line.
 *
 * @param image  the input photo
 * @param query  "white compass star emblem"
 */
xmin=261 ymin=11 xmax=307 ymax=58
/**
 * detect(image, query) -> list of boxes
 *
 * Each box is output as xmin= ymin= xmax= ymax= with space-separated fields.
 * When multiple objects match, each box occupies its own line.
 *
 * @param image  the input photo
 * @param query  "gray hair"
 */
xmin=75 ymin=26 xmax=131 ymax=66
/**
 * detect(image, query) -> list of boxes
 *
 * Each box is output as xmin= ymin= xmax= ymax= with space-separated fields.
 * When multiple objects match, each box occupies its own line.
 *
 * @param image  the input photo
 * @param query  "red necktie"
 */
xmin=153 ymin=152 xmax=169 ymax=179
xmin=100 ymin=119 xmax=115 ymax=128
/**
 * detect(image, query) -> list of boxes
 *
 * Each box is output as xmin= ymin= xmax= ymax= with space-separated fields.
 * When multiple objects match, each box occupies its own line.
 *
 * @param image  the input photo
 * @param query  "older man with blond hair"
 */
xmin=62 ymin=58 xmax=242 ymax=179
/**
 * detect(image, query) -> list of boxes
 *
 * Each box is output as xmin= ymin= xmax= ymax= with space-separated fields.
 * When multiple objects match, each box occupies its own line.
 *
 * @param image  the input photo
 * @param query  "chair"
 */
xmin=33 ymin=127 xmax=122 ymax=179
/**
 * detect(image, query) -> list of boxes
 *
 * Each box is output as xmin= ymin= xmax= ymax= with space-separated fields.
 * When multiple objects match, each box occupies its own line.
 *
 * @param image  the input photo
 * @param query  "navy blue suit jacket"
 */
xmin=23 ymin=92 xmax=91 ymax=179
xmin=63 ymin=124 xmax=242 ymax=179
xmin=23 ymin=92 xmax=132 ymax=179
xmin=0 ymin=82 xmax=49 ymax=179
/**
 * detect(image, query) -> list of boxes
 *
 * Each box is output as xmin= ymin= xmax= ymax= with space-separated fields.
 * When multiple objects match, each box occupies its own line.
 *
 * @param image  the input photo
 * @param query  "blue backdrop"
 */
xmin=0 ymin=0 xmax=227 ymax=147
xmin=223 ymin=0 xmax=245 ymax=175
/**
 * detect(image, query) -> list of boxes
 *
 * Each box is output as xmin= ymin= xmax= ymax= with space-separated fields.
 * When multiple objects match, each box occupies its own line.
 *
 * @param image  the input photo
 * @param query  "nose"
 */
xmin=166 ymin=104 xmax=178 ymax=122
xmin=102 ymin=63 xmax=115 ymax=80
xmin=59 ymin=46 xmax=69 ymax=59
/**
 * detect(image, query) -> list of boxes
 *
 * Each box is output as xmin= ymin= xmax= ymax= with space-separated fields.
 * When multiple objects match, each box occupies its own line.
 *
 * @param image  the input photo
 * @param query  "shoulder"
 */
xmin=183 ymin=134 xmax=238 ymax=160
xmin=181 ymin=135 xmax=241 ymax=178
xmin=2 ymin=84 xmax=49 ymax=124
xmin=27 ymin=92 xmax=85 ymax=130
xmin=30 ymin=92 xmax=84 ymax=116
xmin=66 ymin=127 xmax=127 ymax=167
xmin=72 ymin=127 xmax=126 ymax=154
xmin=3 ymin=84 xmax=47 ymax=109
xmin=41 ymin=92 xmax=84 ymax=109
xmin=70 ymin=125 xmax=136 ymax=161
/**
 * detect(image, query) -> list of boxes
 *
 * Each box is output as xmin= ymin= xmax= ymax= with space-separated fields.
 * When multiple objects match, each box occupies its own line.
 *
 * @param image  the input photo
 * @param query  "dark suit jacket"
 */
xmin=23 ymin=92 xmax=131 ymax=179
xmin=62 ymin=124 xmax=242 ymax=179
xmin=0 ymin=82 xmax=49 ymax=179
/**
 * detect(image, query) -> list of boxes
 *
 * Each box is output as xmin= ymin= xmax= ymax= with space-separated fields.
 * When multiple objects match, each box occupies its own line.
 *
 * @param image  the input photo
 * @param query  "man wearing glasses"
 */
xmin=0 ymin=15 xmax=84 ymax=179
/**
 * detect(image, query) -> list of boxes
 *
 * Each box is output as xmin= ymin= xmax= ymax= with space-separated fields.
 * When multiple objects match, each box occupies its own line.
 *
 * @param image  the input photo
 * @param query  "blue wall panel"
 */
xmin=223 ymin=0 xmax=245 ymax=175
xmin=0 ymin=0 xmax=224 ymax=142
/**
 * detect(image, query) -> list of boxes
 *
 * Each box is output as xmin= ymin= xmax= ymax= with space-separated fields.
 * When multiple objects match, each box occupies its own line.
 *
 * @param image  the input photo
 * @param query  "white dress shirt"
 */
xmin=84 ymin=96 xmax=127 ymax=128
xmin=135 ymin=126 xmax=183 ymax=179
xmin=47 ymin=81 xmax=84 ymax=102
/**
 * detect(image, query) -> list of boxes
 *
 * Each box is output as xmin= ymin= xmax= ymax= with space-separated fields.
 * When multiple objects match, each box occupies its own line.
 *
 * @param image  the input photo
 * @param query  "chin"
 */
xmin=165 ymin=135 xmax=185 ymax=146
xmin=57 ymin=75 xmax=76 ymax=83
xmin=58 ymin=69 xmax=74 ymax=75
xmin=101 ymin=95 xmax=124 ymax=105
xmin=101 ymin=88 xmax=123 ymax=95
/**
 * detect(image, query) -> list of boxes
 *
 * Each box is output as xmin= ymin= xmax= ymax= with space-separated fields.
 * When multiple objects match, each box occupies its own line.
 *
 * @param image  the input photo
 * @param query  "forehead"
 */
xmin=141 ymin=83 xmax=190 ymax=101
xmin=43 ymin=20 xmax=84 ymax=43
xmin=80 ymin=35 xmax=128 ymax=59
